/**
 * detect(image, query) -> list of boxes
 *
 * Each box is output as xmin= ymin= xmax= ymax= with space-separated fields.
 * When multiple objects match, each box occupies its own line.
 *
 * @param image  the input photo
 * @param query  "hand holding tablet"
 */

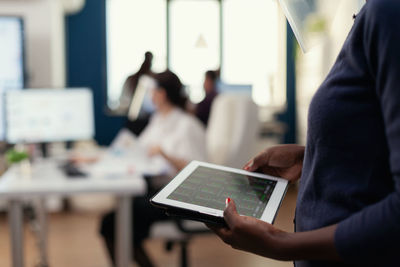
xmin=151 ymin=161 xmax=289 ymax=226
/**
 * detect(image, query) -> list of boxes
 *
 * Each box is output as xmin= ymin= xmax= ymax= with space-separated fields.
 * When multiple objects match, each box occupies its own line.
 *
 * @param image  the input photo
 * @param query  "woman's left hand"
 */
xmin=207 ymin=199 xmax=290 ymax=260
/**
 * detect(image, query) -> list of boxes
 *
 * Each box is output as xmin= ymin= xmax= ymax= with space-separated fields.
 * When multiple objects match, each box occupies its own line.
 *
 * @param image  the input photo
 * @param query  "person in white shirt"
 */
xmin=138 ymin=99 xmax=206 ymax=173
xmin=100 ymin=70 xmax=206 ymax=267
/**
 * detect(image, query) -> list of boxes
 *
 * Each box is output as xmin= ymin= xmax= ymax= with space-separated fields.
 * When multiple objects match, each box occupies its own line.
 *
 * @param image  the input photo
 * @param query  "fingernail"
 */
xmin=225 ymin=197 xmax=231 ymax=207
xmin=248 ymin=161 xmax=254 ymax=169
xmin=244 ymin=161 xmax=253 ymax=170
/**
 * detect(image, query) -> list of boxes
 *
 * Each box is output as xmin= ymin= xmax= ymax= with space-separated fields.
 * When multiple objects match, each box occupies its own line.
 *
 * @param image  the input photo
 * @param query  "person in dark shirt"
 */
xmin=208 ymin=0 xmax=399 ymax=266
xmin=195 ymin=70 xmax=219 ymax=126
xmin=119 ymin=51 xmax=154 ymax=113
xmin=119 ymin=52 xmax=154 ymax=136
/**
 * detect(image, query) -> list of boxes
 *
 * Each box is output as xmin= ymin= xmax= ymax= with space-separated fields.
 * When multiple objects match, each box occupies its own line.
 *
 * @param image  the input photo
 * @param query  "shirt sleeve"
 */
xmin=334 ymin=0 xmax=400 ymax=264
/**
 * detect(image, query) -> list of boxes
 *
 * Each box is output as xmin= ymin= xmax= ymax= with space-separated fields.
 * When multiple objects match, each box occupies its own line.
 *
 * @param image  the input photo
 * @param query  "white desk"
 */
xmin=0 ymin=158 xmax=147 ymax=267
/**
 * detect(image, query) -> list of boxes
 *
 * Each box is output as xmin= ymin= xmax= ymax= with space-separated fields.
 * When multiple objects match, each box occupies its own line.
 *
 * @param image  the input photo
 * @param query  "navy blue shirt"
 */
xmin=196 ymin=90 xmax=218 ymax=126
xmin=295 ymin=1 xmax=400 ymax=266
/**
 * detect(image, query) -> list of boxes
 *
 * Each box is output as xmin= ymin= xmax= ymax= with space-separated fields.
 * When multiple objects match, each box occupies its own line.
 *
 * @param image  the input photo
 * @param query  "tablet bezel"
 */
xmin=151 ymin=161 xmax=289 ymax=224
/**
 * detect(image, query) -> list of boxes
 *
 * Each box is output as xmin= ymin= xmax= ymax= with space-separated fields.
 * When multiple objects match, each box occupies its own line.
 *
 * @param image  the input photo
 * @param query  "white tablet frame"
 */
xmin=152 ymin=161 xmax=289 ymax=224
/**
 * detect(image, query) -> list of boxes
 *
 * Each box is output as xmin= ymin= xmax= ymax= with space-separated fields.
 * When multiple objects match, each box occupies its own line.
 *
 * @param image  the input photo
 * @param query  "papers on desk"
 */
xmin=87 ymin=129 xmax=172 ymax=179
xmin=87 ymin=149 xmax=171 ymax=179
xmin=110 ymin=129 xmax=138 ymax=150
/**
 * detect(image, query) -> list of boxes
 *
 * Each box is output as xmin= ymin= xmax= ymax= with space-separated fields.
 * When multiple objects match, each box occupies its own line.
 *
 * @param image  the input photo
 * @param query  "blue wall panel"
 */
xmin=65 ymin=0 xmax=124 ymax=146
xmin=278 ymin=23 xmax=297 ymax=144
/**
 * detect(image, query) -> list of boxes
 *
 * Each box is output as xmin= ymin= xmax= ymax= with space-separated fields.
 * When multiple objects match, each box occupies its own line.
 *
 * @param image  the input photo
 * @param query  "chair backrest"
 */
xmin=206 ymin=93 xmax=259 ymax=168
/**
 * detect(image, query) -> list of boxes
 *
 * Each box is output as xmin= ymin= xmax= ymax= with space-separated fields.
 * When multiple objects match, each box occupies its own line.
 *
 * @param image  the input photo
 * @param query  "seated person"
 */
xmin=119 ymin=52 xmax=154 ymax=113
xmin=121 ymin=52 xmax=154 ymax=136
xmin=99 ymin=70 xmax=206 ymax=267
xmin=195 ymin=70 xmax=219 ymax=126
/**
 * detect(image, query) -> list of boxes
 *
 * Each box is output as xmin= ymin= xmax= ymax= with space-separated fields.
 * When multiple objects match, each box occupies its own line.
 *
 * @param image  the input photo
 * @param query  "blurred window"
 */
xmin=169 ymin=0 xmax=220 ymax=103
xmin=222 ymin=0 xmax=286 ymax=107
xmin=106 ymin=0 xmax=286 ymax=110
xmin=106 ymin=0 xmax=167 ymax=109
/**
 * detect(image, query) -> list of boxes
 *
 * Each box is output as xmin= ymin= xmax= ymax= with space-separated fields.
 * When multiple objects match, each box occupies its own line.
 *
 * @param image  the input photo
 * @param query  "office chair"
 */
xmin=150 ymin=93 xmax=259 ymax=267
xmin=149 ymin=219 xmax=209 ymax=267
xmin=206 ymin=93 xmax=259 ymax=168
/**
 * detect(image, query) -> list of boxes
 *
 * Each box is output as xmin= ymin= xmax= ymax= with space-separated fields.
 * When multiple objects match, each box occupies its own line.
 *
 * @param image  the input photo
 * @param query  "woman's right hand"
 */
xmin=244 ymin=144 xmax=305 ymax=182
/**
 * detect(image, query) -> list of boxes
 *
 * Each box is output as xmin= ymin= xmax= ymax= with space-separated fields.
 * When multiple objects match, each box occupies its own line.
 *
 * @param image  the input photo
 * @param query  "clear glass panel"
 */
xmin=169 ymin=0 xmax=220 ymax=103
xmin=222 ymin=0 xmax=284 ymax=107
xmin=357 ymin=0 xmax=366 ymax=11
xmin=278 ymin=0 xmax=343 ymax=52
xmin=106 ymin=0 xmax=167 ymax=109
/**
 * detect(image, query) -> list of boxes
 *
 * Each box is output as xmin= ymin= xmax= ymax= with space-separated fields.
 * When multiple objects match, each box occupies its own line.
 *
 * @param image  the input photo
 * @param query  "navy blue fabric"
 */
xmin=295 ymin=1 xmax=400 ymax=266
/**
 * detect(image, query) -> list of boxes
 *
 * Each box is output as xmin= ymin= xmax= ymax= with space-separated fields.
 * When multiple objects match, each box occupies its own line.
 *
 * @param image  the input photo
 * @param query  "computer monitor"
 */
xmin=5 ymin=88 xmax=95 ymax=144
xmin=127 ymin=75 xmax=156 ymax=121
xmin=0 ymin=16 xmax=25 ymax=140
xmin=218 ymin=82 xmax=252 ymax=95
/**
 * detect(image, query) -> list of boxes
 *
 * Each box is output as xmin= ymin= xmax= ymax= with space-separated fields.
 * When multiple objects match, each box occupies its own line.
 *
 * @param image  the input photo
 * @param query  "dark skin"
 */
xmin=207 ymin=144 xmax=342 ymax=262
xmin=244 ymin=144 xmax=305 ymax=182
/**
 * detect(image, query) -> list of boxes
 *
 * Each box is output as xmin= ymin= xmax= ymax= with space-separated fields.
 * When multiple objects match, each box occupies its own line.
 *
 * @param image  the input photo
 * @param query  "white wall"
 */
xmin=0 ymin=0 xmax=67 ymax=88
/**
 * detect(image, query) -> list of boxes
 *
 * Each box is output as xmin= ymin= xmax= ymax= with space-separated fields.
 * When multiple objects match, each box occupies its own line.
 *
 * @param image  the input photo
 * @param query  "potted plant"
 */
xmin=5 ymin=148 xmax=31 ymax=178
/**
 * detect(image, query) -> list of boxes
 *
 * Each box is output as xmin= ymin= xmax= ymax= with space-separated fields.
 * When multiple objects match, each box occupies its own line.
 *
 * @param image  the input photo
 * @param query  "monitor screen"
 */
xmin=5 ymin=88 xmax=95 ymax=144
xmin=0 ymin=16 xmax=25 ymax=141
xmin=167 ymin=166 xmax=277 ymax=218
xmin=217 ymin=82 xmax=252 ymax=95
xmin=127 ymin=75 xmax=156 ymax=121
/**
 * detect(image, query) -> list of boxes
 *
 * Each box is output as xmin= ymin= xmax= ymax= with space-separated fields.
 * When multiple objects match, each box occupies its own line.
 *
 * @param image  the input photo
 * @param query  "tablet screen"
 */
xmin=167 ymin=166 xmax=277 ymax=218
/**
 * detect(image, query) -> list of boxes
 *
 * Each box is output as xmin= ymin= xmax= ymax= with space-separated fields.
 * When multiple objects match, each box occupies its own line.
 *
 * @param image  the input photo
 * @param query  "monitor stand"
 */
xmin=40 ymin=143 xmax=49 ymax=158
xmin=39 ymin=141 xmax=73 ymax=158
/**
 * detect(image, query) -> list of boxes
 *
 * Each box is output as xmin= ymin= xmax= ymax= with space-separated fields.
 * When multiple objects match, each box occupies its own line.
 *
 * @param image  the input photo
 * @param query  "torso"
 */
xmin=295 ymin=3 xmax=395 ymax=267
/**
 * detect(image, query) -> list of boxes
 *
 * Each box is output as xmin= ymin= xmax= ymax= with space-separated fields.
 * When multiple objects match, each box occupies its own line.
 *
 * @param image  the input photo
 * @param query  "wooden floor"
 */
xmin=0 ymin=186 xmax=297 ymax=267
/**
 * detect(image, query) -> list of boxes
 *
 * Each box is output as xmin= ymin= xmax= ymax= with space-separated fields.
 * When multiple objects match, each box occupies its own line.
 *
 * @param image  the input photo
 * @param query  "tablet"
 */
xmin=151 ymin=161 xmax=289 ymax=226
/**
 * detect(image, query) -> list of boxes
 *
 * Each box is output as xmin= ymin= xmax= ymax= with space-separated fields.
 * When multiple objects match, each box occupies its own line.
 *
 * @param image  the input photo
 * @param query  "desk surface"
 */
xmin=0 ymin=159 xmax=146 ymax=198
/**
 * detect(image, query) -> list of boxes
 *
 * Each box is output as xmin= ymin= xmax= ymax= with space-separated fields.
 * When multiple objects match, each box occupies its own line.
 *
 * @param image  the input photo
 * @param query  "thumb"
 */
xmin=223 ymin=198 xmax=240 ymax=229
xmin=246 ymin=151 xmax=272 ymax=172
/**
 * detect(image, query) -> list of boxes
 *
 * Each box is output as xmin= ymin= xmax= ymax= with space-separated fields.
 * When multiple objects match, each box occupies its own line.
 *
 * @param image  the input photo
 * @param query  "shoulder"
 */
xmin=366 ymin=0 xmax=400 ymax=11
xmin=358 ymin=0 xmax=400 ymax=55
xmin=176 ymin=109 xmax=205 ymax=132
xmin=364 ymin=0 xmax=400 ymax=23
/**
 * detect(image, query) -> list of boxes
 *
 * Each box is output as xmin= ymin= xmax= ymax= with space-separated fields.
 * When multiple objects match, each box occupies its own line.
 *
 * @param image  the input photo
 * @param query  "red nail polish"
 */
xmin=225 ymin=197 xmax=231 ymax=207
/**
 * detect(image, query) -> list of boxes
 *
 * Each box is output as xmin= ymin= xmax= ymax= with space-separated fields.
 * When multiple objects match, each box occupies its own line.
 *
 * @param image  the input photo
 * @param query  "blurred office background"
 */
xmin=0 ymin=0 xmax=365 ymax=266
